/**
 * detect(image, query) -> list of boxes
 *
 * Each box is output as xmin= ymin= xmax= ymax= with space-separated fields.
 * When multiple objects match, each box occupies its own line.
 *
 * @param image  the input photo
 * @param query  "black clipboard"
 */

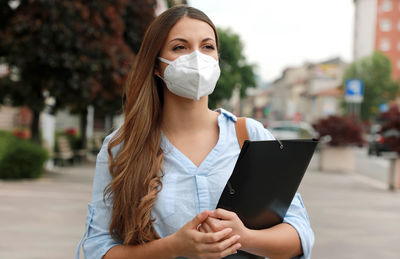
xmin=217 ymin=139 xmax=318 ymax=258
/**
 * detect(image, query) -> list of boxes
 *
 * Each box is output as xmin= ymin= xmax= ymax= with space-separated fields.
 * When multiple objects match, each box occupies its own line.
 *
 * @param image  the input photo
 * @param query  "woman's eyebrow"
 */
xmin=168 ymin=38 xmax=188 ymax=44
xmin=201 ymin=38 xmax=215 ymax=43
xmin=168 ymin=37 xmax=216 ymax=44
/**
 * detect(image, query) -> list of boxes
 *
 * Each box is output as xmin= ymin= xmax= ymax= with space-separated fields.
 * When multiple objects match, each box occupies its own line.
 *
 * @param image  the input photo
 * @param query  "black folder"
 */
xmin=217 ymin=139 xmax=318 ymax=259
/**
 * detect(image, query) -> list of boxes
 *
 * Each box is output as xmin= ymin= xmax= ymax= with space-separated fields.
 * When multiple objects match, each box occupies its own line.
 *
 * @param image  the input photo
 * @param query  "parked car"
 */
xmin=267 ymin=121 xmax=318 ymax=140
xmin=368 ymin=126 xmax=400 ymax=156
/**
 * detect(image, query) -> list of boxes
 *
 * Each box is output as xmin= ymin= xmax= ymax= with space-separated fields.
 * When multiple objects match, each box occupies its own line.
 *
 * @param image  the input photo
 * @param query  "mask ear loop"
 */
xmin=155 ymin=74 xmax=165 ymax=82
xmin=155 ymin=57 xmax=170 ymax=81
xmin=158 ymin=57 xmax=172 ymax=65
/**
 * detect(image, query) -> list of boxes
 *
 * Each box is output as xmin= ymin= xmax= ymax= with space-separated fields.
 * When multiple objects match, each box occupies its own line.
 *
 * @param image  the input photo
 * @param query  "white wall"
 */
xmin=55 ymin=110 xmax=80 ymax=131
xmin=0 ymin=106 xmax=18 ymax=130
xmin=354 ymin=0 xmax=377 ymax=60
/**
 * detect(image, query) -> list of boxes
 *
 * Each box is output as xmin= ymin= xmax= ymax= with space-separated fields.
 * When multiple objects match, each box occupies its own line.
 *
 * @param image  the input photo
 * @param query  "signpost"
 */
xmin=345 ymin=79 xmax=364 ymax=103
xmin=345 ymin=79 xmax=364 ymax=118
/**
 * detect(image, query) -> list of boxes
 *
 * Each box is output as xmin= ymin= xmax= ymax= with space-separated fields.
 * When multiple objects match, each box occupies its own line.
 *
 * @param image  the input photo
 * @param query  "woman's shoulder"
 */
xmin=91 ymin=128 xmax=121 ymax=202
xmin=216 ymin=108 xmax=275 ymax=141
xmin=245 ymin=117 xmax=275 ymax=141
xmin=96 ymin=128 xmax=122 ymax=164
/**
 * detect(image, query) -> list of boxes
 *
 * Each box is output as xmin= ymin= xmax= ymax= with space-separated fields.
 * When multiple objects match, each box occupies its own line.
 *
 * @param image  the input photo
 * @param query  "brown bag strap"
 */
xmin=235 ymin=117 xmax=249 ymax=149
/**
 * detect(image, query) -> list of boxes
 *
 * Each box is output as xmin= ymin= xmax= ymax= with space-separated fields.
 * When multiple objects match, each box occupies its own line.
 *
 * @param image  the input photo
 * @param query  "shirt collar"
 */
xmin=214 ymin=108 xmax=237 ymax=122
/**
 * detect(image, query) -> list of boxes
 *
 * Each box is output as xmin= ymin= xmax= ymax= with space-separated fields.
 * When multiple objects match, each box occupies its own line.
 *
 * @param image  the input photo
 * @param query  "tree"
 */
xmin=209 ymin=28 xmax=256 ymax=108
xmin=343 ymin=51 xmax=398 ymax=121
xmin=0 ymin=0 xmax=156 ymax=146
xmin=123 ymin=0 xmax=157 ymax=53
xmin=167 ymin=0 xmax=187 ymax=8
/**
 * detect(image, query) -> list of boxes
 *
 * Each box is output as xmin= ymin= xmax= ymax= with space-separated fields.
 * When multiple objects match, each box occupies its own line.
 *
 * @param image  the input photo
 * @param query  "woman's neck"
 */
xmin=161 ymin=91 xmax=218 ymax=135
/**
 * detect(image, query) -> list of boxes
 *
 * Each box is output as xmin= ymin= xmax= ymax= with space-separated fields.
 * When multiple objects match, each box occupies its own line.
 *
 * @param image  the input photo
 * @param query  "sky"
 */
xmin=188 ymin=0 xmax=355 ymax=83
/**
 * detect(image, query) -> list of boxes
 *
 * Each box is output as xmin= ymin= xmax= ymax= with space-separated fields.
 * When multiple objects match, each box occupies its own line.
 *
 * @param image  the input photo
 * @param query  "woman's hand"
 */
xmin=170 ymin=210 xmax=242 ymax=259
xmin=198 ymin=209 xmax=250 ymax=250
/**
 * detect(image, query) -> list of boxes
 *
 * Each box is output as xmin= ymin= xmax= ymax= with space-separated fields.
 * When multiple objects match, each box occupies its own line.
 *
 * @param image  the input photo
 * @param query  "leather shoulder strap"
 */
xmin=235 ymin=117 xmax=249 ymax=149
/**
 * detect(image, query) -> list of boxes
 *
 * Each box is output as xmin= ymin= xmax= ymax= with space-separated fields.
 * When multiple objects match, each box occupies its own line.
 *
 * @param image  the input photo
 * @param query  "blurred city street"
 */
xmin=1 ymin=0 xmax=400 ymax=258
xmin=0 ymin=148 xmax=399 ymax=259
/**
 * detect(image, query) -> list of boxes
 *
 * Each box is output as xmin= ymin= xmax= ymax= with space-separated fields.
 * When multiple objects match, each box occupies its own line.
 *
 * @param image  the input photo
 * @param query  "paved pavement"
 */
xmin=299 ymin=156 xmax=400 ymax=259
xmin=0 ymin=155 xmax=399 ymax=259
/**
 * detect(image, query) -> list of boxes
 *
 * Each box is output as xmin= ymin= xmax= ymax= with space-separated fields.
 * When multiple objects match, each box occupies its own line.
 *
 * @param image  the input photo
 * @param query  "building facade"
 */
xmin=354 ymin=0 xmax=400 ymax=79
xmin=238 ymin=57 xmax=347 ymax=125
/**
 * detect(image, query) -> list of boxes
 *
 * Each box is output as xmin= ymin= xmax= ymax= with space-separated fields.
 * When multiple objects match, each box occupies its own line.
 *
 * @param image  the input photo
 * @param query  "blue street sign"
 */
xmin=379 ymin=103 xmax=389 ymax=113
xmin=345 ymin=79 xmax=364 ymax=103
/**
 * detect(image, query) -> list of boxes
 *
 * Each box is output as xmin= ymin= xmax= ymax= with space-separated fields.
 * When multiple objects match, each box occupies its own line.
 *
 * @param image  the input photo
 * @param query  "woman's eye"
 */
xmin=203 ymin=44 xmax=215 ymax=51
xmin=172 ymin=45 xmax=185 ymax=51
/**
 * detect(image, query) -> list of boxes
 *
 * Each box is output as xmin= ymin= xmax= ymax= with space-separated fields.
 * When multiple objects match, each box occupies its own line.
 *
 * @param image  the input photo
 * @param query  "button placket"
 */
xmin=195 ymin=175 xmax=210 ymax=213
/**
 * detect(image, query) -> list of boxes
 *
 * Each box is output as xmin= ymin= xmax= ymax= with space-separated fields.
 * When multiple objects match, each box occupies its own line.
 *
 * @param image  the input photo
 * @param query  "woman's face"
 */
xmin=156 ymin=17 xmax=218 ymax=77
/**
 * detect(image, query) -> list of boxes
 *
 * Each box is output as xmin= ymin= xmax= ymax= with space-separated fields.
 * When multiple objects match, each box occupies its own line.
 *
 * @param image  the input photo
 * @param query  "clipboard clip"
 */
xmin=270 ymin=131 xmax=284 ymax=150
xmin=276 ymin=138 xmax=284 ymax=150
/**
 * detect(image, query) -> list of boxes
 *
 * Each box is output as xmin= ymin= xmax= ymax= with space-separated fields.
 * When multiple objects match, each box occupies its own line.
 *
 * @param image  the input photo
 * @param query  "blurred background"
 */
xmin=0 ymin=0 xmax=399 ymax=258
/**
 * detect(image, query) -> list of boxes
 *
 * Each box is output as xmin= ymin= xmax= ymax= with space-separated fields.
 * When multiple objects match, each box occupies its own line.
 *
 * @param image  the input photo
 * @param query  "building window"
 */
xmin=381 ymin=0 xmax=392 ymax=12
xmin=398 ymin=41 xmax=400 ymax=51
xmin=398 ymin=20 xmax=400 ymax=31
xmin=397 ymin=59 xmax=400 ymax=69
xmin=380 ymin=19 xmax=392 ymax=31
xmin=380 ymin=38 xmax=391 ymax=51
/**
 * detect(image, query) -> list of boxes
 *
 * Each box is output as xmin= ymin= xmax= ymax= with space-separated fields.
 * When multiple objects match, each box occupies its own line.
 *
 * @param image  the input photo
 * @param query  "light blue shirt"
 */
xmin=76 ymin=109 xmax=314 ymax=259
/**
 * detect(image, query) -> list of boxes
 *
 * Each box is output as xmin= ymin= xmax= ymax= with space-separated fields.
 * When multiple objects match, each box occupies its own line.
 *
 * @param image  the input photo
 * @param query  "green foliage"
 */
xmin=167 ymin=0 xmax=188 ymax=8
xmin=0 ymin=131 xmax=49 ymax=179
xmin=343 ymin=51 xmax=398 ymax=121
xmin=209 ymin=28 xmax=256 ymax=108
xmin=123 ymin=1 xmax=157 ymax=53
xmin=0 ymin=131 xmax=13 ymax=161
xmin=0 ymin=1 xmax=156 ymax=142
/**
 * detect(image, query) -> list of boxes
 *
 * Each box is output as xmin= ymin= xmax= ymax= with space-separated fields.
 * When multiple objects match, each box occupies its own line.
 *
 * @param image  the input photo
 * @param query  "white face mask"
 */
xmin=158 ymin=50 xmax=221 ymax=101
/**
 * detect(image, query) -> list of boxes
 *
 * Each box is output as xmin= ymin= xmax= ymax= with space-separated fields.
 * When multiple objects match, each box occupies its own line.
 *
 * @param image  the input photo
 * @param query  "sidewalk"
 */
xmin=0 ymin=164 xmax=94 ymax=259
xmin=300 ymin=158 xmax=400 ymax=258
xmin=0 ymin=159 xmax=399 ymax=259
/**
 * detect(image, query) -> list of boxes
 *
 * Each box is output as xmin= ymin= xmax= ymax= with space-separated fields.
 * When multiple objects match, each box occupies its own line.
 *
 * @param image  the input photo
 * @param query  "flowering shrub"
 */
xmin=313 ymin=115 xmax=364 ymax=147
xmin=64 ymin=127 xmax=78 ymax=136
xmin=379 ymin=105 xmax=400 ymax=154
xmin=12 ymin=128 xmax=31 ymax=139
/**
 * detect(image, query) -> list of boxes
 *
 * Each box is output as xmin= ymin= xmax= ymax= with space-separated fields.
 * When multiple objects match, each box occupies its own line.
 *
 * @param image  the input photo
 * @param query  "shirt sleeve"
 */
xmin=245 ymin=118 xmax=315 ymax=259
xmin=75 ymin=132 xmax=121 ymax=259
xmin=245 ymin=118 xmax=275 ymax=141
xmin=283 ymin=193 xmax=314 ymax=259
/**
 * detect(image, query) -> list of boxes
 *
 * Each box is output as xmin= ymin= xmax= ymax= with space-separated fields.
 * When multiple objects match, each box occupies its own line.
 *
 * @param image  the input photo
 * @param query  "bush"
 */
xmin=0 ymin=131 xmax=14 ymax=159
xmin=379 ymin=105 xmax=400 ymax=154
xmin=0 ymin=132 xmax=49 ymax=179
xmin=313 ymin=115 xmax=365 ymax=147
xmin=12 ymin=128 xmax=31 ymax=139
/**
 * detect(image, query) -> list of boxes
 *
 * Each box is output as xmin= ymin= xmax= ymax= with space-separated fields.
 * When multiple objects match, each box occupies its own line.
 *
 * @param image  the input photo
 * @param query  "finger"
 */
xmin=202 ymin=245 xmax=240 ymax=259
xmin=207 ymin=234 xmax=240 ymax=252
xmin=201 ymin=222 xmax=214 ymax=233
xmin=217 ymin=242 xmax=242 ymax=258
xmin=207 ymin=217 xmax=229 ymax=231
xmin=199 ymin=227 xmax=232 ymax=243
xmin=187 ymin=210 xmax=210 ymax=229
xmin=210 ymin=208 xmax=235 ymax=220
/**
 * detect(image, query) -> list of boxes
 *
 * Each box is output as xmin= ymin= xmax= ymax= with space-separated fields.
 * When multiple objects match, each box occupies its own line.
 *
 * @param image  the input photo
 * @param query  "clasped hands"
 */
xmin=171 ymin=209 xmax=248 ymax=259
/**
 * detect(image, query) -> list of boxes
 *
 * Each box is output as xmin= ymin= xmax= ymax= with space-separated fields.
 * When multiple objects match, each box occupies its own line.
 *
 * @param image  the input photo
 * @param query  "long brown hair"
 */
xmin=105 ymin=5 xmax=219 ymax=245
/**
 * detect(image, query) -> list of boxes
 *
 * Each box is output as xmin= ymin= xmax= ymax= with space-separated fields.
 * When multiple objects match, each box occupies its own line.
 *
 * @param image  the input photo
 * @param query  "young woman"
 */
xmin=76 ymin=5 xmax=314 ymax=259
